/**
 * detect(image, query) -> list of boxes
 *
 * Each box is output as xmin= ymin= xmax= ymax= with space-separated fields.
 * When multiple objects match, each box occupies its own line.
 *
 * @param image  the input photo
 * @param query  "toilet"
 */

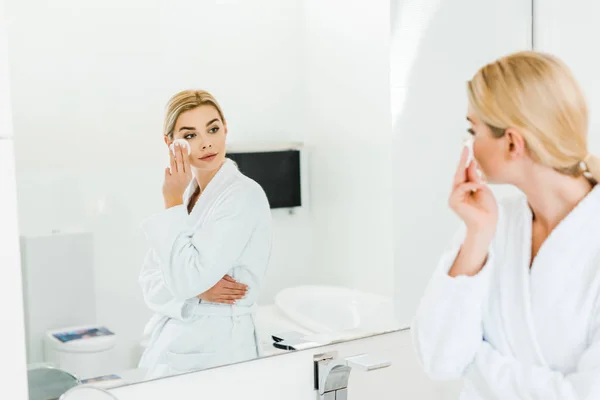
xmin=43 ymin=325 xmax=118 ymax=380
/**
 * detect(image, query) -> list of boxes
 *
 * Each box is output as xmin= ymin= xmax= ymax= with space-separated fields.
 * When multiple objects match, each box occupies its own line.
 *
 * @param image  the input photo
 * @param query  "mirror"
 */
xmin=6 ymin=0 xmax=398 ymax=391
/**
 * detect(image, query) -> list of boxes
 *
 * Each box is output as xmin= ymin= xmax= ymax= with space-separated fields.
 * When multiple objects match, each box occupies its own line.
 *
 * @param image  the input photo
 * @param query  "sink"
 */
xmin=274 ymin=285 xmax=400 ymax=337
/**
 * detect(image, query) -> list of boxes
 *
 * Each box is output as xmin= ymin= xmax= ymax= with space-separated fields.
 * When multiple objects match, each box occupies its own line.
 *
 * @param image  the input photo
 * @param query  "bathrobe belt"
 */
xmin=192 ymin=303 xmax=257 ymax=317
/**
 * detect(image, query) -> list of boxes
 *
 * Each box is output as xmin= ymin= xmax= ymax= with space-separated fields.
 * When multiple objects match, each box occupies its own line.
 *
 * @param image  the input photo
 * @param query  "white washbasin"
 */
xmin=274 ymin=285 xmax=400 ymax=336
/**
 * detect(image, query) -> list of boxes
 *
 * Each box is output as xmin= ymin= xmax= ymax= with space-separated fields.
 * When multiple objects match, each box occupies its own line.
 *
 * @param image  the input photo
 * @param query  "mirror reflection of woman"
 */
xmin=138 ymin=90 xmax=272 ymax=377
xmin=412 ymin=51 xmax=600 ymax=399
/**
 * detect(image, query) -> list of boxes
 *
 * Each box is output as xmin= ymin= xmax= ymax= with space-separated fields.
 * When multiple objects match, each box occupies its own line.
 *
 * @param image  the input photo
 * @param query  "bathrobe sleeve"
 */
xmin=138 ymin=249 xmax=199 ymax=320
xmin=411 ymin=223 xmax=496 ymax=380
xmin=465 ymin=304 xmax=600 ymax=400
xmin=140 ymin=185 xmax=264 ymax=301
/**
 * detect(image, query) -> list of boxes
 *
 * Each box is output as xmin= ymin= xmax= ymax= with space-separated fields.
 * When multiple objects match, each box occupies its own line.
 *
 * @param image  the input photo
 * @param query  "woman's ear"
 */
xmin=505 ymin=128 xmax=526 ymax=160
xmin=164 ymin=136 xmax=171 ymax=146
xmin=223 ymin=121 xmax=228 ymax=136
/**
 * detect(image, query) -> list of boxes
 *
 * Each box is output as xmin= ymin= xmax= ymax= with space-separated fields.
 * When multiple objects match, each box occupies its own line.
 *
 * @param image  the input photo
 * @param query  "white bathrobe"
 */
xmin=412 ymin=185 xmax=600 ymax=399
xmin=138 ymin=158 xmax=272 ymax=377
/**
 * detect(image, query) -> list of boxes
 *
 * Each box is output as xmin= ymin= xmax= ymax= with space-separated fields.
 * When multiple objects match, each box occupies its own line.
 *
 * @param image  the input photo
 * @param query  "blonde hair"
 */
xmin=467 ymin=50 xmax=600 ymax=183
xmin=163 ymin=90 xmax=226 ymax=139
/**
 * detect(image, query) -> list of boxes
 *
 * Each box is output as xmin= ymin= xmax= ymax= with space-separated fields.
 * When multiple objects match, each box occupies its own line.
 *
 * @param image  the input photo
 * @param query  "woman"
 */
xmin=412 ymin=51 xmax=600 ymax=399
xmin=138 ymin=90 xmax=272 ymax=377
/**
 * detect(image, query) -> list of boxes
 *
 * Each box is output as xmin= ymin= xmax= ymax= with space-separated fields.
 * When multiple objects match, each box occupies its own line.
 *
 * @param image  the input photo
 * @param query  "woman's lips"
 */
xmin=200 ymin=153 xmax=217 ymax=161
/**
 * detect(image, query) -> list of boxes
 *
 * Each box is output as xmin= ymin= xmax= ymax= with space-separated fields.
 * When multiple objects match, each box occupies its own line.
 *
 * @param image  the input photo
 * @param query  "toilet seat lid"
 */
xmin=45 ymin=325 xmax=117 ymax=353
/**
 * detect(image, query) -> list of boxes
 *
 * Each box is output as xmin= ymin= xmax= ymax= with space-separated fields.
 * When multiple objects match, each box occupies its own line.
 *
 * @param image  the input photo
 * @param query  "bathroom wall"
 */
xmin=533 ymin=0 xmax=600 ymax=155
xmin=392 ymin=0 xmax=533 ymax=327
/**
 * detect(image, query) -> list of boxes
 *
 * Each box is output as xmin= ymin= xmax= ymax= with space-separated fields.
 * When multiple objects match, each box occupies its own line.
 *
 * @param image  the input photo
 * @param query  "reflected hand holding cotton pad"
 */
xmin=169 ymin=139 xmax=191 ymax=156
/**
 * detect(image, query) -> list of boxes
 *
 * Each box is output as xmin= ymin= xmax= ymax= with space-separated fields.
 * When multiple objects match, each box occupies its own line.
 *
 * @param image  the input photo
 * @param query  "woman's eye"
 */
xmin=184 ymin=133 xmax=196 ymax=139
xmin=467 ymin=128 xmax=475 ymax=136
xmin=209 ymin=126 xmax=219 ymax=134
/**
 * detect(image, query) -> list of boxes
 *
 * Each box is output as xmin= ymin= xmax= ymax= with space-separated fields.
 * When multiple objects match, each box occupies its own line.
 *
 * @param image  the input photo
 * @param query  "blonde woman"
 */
xmin=138 ymin=90 xmax=272 ymax=377
xmin=412 ymin=51 xmax=600 ymax=399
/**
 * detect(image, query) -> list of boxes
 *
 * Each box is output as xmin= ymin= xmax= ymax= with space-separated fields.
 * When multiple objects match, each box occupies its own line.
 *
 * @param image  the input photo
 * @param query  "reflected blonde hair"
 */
xmin=163 ymin=90 xmax=226 ymax=140
xmin=467 ymin=50 xmax=600 ymax=182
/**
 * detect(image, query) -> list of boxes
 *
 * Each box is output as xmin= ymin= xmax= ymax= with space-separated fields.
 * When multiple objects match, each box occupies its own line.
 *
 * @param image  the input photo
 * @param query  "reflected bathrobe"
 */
xmin=412 ymin=185 xmax=600 ymax=399
xmin=138 ymin=159 xmax=272 ymax=377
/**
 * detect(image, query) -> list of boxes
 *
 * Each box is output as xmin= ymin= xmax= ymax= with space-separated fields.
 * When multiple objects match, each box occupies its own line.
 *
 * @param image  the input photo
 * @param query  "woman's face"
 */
xmin=466 ymin=106 xmax=510 ymax=184
xmin=169 ymin=105 xmax=228 ymax=173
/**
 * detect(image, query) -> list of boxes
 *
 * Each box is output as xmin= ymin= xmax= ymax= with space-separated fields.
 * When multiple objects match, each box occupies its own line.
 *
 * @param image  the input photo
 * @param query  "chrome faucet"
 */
xmin=314 ymin=351 xmax=391 ymax=400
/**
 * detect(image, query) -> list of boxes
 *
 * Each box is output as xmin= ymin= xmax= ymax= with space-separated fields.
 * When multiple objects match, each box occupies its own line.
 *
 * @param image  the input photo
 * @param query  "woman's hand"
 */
xmin=448 ymin=147 xmax=498 ymax=277
xmin=197 ymin=275 xmax=248 ymax=304
xmin=448 ymin=146 xmax=498 ymax=238
xmin=163 ymin=141 xmax=192 ymax=208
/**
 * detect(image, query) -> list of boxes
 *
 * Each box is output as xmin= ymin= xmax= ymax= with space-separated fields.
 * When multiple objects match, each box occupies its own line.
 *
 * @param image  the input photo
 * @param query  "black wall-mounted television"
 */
xmin=227 ymin=149 xmax=302 ymax=209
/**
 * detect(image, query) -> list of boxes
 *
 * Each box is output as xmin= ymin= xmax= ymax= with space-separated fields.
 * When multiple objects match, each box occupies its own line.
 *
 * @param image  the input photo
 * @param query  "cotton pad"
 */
xmin=463 ymin=136 xmax=474 ymax=168
xmin=170 ymin=139 xmax=191 ymax=156
xmin=462 ymin=135 xmax=486 ymax=184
